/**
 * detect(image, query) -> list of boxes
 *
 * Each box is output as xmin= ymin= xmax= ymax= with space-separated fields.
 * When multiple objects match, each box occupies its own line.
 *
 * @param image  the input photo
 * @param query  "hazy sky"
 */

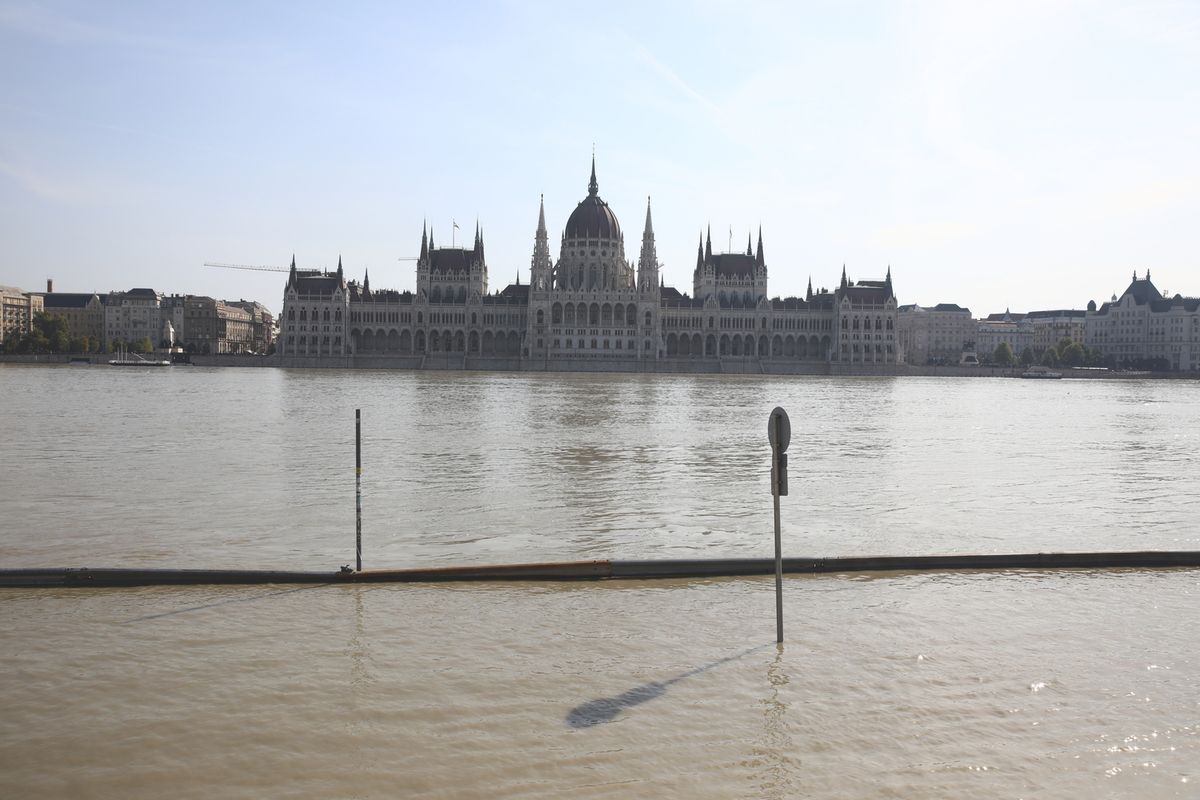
xmin=2 ymin=1 xmax=1198 ymax=315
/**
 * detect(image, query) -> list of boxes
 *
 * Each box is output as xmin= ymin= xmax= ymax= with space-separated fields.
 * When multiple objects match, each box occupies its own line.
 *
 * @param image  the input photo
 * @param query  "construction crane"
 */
xmin=204 ymin=262 xmax=289 ymax=273
xmin=204 ymin=258 xmax=418 ymax=274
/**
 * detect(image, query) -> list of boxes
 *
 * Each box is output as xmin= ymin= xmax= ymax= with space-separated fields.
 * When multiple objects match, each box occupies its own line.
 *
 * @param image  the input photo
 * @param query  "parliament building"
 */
xmin=278 ymin=159 xmax=898 ymax=369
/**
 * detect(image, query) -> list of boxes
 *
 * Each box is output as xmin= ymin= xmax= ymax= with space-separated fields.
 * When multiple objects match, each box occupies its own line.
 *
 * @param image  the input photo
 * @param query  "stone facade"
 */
xmin=1086 ymin=272 xmax=1200 ymax=371
xmin=104 ymin=288 xmax=163 ymax=348
xmin=897 ymin=303 xmax=974 ymax=365
xmin=278 ymin=160 xmax=899 ymax=367
xmin=0 ymin=286 xmax=44 ymax=345
xmin=38 ymin=293 xmax=104 ymax=344
xmin=976 ymin=310 xmax=1034 ymax=359
xmin=1027 ymin=309 xmax=1086 ymax=351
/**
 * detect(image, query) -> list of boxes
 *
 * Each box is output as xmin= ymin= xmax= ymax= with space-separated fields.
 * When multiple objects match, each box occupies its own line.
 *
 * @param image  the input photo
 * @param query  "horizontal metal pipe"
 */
xmin=3 ymin=551 xmax=1200 ymax=589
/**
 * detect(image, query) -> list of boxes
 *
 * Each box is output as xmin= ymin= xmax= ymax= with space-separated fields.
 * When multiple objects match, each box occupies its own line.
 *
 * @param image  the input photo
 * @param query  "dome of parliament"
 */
xmin=564 ymin=159 xmax=621 ymax=241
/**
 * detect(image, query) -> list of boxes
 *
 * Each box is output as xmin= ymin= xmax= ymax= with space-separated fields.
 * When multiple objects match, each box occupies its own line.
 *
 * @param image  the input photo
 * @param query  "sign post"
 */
xmin=767 ymin=407 xmax=790 ymax=643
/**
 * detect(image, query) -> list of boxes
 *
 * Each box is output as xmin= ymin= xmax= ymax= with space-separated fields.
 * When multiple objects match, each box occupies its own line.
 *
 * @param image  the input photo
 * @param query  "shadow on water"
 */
xmin=566 ymin=643 xmax=773 ymax=729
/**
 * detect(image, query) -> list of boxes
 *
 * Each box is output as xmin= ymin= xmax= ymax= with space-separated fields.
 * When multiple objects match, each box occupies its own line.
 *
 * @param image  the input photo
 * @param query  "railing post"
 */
xmin=356 ymin=409 xmax=362 ymax=572
xmin=768 ymin=407 xmax=791 ymax=643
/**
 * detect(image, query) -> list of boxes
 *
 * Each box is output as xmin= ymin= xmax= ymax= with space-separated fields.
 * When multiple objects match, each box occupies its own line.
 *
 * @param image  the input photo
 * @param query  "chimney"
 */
xmin=47 ymin=278 xmax=53 ymax=293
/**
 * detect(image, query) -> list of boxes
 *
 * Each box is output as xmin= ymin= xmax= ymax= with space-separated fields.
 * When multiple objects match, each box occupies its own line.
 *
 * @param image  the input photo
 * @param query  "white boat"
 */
xmin=108 ymin=348 xmax=170 ymax=367
xmin=1021 ymin=365 xmax=1062 ymax=379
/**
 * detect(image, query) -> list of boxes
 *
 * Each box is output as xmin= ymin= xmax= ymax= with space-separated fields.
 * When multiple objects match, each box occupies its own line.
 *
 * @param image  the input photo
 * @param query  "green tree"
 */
xmin=993 ymin=342 xmax=1015 ymax=366
xmin=1060 ymin=341 xmax=1085 ymax=367
xmin=1019 ymin=347 xmax=1036 ymax=366
xmin=25 ymin=313 xmax=70 ymax=353
xmin=1040 ymin=347 xmax=1060 ymax=367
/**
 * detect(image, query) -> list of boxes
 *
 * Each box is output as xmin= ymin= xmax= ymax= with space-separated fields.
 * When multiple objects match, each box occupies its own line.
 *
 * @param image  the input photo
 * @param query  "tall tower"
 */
xmin=530 ymin=194 xmax=552 ymax=292
xmin=637 ymin=196 xmax=659 ymax=293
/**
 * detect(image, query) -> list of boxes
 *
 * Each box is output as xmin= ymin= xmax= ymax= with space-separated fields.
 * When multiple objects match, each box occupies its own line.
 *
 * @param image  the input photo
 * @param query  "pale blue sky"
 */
xmin=2 ymin=1 xmax=1197 ymax=315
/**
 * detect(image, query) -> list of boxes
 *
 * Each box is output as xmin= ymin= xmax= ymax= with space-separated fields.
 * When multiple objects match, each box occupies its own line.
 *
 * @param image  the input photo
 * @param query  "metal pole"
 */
xmin=773 ymin=415 xmax=784 ymax=643
xmin=356 ymin=409 xmax=362 ymax=572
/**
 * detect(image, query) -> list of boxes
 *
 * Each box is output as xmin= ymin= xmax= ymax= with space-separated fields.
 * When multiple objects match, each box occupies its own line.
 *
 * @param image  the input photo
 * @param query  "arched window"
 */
xmin=288 ymin=308 xmax=295 ymax=320
xmin=299 ymin=308 xmax=307 ymax=321
xmin=335 ymin=309 xmax=341 ymax=321
xmin=536 ymin=309 xmax=544 ymax=325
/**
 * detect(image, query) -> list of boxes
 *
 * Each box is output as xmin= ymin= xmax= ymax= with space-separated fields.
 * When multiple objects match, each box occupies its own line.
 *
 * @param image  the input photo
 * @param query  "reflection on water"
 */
xmin=1 ymin=367 xmax=1198 ymax=569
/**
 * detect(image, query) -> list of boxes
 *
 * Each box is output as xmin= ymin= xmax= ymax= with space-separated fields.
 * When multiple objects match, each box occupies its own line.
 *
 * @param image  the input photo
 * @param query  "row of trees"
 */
xmin=989 ymin=337 xmax=1099 ymax=368
xmin=988 ymin=338 xmax=1170 ymax=371
xmin=2 ymin=312 xmax=152 ymax=355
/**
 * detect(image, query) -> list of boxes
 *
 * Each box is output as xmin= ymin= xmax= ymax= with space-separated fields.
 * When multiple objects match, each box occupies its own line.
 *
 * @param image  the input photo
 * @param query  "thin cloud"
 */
xmin=0 ymin=3 xmax=183 ymax=51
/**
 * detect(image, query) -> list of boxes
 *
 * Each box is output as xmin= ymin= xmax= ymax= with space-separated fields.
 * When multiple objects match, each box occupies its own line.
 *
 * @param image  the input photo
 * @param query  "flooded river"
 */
xmin=1 ymin=365 xmax=1197 ymax=797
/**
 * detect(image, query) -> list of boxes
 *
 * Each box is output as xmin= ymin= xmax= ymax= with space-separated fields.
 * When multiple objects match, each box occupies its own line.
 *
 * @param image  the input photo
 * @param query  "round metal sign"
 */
xmin=767 ymin=406 xmax=791 ymax=452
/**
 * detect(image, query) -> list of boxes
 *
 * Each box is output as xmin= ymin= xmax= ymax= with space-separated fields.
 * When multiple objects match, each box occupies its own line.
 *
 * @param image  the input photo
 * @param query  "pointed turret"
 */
xmin=477 ymin=226 xmax=485 ymax=263
xmin=419 ymin=221 xmax=429 ymax=263
xmin=746 ymin=231 xmax=753 ymax=256
xmin=288 ymin=254 xmax=297 ymax=289
xmin=638 ymin=195 xmax=658 ymax=292
xmin=588 ymin=154 xmax=598 ymax=196
xmin=756 ymin=227 xmax=764 ymax=266
xmin=336 ymin=254 xmax=344 ymax=281
xmin=530 ymin=194 xmax=552 ymax=291
xmin=705 ymin=225 xmax=712 ymax=261
xmin=695 ymin=233 xmax=704 ymax=272
xmin=885 ymin=265 xmax=892 ymax=295
xmin=840 ymin=264 xmax=848 ymax=290
xmin=806 ymin=276 xmax=813 ymax=301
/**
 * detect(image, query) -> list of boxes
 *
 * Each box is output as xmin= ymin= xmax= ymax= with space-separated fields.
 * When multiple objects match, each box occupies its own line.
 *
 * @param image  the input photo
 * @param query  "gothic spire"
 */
xmin=806 ymin=276 xmax=813 ymax=301
xmin=336 ymin=254 xmax=343 ymax=280
xmin=696 ymin=233 xmax=704 ymax=271
xmin=746 ymin=231 xmax=753 ymax=256
xmin=705 ymin=225 xmax=712 ymax=261
xmin=588 ymin=154 xmax=598 ymax=196
xmin=537 ymin=193 xmax=547 ymax=237
xmin=638 ymin=196 xmax=658 ymax=291
xmin=363 ymin=268 xmax=370 ymax=293
xmin=756 ymin=227 xmax=764 ymax=266
xmin=420 ymin=221 xmax=428 ymax=262
xmin=288 ymin=254 xmax=297 ymax=289
xmin=840 ymin=264 xmax=848 ymax=290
